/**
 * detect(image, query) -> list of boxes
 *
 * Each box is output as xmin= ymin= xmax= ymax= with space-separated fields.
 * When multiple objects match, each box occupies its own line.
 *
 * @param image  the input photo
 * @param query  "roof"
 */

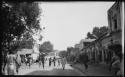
xmin=17 ymin=49 xmax=34 ymax=55
xmin=80 ymin=39 xmax=96 ymax=43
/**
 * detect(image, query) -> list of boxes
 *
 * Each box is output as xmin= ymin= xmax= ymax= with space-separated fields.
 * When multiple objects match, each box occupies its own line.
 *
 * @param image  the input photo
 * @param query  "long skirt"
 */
xmin=7 ymin=64 xmax=15 ymax=75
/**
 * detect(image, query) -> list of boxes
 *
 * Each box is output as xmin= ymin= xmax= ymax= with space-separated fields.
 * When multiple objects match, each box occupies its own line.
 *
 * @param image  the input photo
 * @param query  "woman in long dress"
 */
xmin=61 ymin=57 xmax=66 ymax=70
xmin=6 ymin=54 xmax=16 ymax=75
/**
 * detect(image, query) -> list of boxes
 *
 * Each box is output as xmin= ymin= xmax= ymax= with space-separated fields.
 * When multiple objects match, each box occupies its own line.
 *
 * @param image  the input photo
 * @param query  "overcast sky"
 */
xmin=39 ymin=2 xmax=115 ymax=51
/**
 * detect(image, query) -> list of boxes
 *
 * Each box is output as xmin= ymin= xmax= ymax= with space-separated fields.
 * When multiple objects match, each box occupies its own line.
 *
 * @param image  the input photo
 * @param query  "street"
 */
xmin=2 ymin=2 xmax=123 ymax=76
xmin=17 ymin=60 xmax=86 ymax=76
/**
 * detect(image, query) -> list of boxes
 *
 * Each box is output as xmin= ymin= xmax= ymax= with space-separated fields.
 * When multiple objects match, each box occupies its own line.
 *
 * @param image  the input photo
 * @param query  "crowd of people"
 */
xmin=3 ymin=45 xmax=123 ymax=76
xmin=2 ymin=51 xmax=67 ymax=75
xmin=39 ymin=54 xmax=67 ymax=70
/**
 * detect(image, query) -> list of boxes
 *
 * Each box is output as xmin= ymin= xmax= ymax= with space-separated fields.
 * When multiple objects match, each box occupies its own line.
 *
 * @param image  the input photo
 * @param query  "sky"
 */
xmin=38 ymin=2 xmax=115 ymax=51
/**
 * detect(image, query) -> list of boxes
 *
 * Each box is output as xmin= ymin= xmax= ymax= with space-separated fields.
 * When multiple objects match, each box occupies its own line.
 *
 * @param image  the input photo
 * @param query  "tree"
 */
xmin=67 ymin=47 xmax=74 ymax=54
xmin=86 ymin=32 xmax=96 ymax=39
xmin=58 ymin=50 xmax=67 ymax=58
xmin=86 ymin=26 xmax=109 ymax=39
xmin=108 ymin=44 xmax=123 ymax=61
xmin=1 ymin=1 xmax=42 ymax=54
xmin=99 ymin=26 xmax=109 ymax=37
xmin=1 ymin=2 xmax=42 ymax=74
xmin=91 ymin=26 xmax=100 ymax=39
xmin=39 ymin=41 xmax=53 ymax=53
xmin=66 ymin=47 xmax=79 ymax=63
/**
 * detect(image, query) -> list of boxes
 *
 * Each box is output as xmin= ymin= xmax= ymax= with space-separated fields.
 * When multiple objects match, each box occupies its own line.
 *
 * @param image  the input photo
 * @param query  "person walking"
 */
xmin=39 ymin=54 xmax=42 ymax=67
xmin=24 ymin=56 xmax=28 ymax=66
xmin=53 ymin=56 xmax=56 ymax=67
xmin=49 ymin=57 xmax=52 ymax=67
xmin=15 ymin=54 xmax=21 ymax=74
xmin=79 ymin=53 xmax=89 ymax=70
xmin=58 ymin=58 xmax=60 ymax=66
xmin=27 ymin=55 xmax=31 ymax=68
xmin=6 ymin=52 xmax=16 ymax=75
xmin=41 ymin=55 xmax=45 ymax=69
xmin=61 ymin=57 xmax=66 ymax=70
xmin=2 ymin=52 xmax=8 ymax=75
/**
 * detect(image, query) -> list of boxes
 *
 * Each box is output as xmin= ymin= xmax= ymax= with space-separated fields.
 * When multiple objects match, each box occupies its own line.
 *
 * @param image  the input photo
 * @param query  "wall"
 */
xmin=108 ymin=2 xmax=122 ymax=32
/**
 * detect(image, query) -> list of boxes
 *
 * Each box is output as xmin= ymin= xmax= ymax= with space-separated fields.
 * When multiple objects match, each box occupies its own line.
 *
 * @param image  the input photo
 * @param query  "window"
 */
xmin=114 ymin=19 xmax=117 ymax=30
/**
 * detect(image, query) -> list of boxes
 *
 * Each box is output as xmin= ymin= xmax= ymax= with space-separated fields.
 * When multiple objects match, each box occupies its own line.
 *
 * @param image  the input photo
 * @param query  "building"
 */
xmin=75 ymin=43 xmax=81 ymax=49
xmin=80 ymin=39 xmax=96 ymax=51
xmin=80 ymin=2 xmax=124 ymax=64
xmin=108 ymin=2 xmax=122 ymax=33
xmin=84 ymin=2 xmax=123 ymax=63
xmin=101 ymin=2 xmax=123 ymax=47
xmin=17 ymin=49 xmax=34 ymax=55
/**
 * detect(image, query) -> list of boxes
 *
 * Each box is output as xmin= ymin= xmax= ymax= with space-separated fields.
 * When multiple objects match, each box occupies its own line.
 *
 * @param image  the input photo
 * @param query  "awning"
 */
xmin=17 ymin=49 xmax=34 ymax=55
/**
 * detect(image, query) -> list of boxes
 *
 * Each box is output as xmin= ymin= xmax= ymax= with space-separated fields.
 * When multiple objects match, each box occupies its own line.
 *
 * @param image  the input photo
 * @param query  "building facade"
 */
xmin=81 ymin=2 xmax=123 ymax=64
xmin=105 ymin=2 xmax=122 ymax=46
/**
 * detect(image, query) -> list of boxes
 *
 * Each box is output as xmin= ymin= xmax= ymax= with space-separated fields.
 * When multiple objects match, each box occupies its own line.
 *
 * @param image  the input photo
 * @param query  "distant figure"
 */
xmin=2 ymin=52 xmax=8 ymax=74
xmin=15 ymin=54 xmax=21 ymax=74
xmin=6 ymin=52 xmax=16 ymax=75
xmin=58 ymin=58 xmax=61 ymax=66
xmin=53 ymin=57 xmax=56 ymax=67
xmin=49 ymin=57 xmax=51 ymax=66
xmin=79 ymin=53 xmax=89 ymax=70
xmin=41 ymin=55 xmax=45 ymax=69
xmin=39 ymin=54 xmax=42 ymax=67
xmin=24 ymin=56 xmax=27 ymax=66
xmin=39 ymin=54 xmax=45 ymax=69
xmin=27 ymin=55 xmax=32 ymax=68
xmin=61 ymin=57 xmax=66 ymax=70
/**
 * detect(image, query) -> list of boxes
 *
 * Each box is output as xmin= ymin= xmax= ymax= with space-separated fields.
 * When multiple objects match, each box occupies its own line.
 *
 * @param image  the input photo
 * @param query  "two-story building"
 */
xmin=101 ymin=2 xmax=123 ymax=48
xmin=80 ymin=2 xmax=123 ymax=63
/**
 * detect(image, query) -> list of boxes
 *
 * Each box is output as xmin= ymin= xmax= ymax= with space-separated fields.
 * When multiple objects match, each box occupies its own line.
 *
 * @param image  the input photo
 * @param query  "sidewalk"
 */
xmin=70 ymin=63 xmax=115 ymax=76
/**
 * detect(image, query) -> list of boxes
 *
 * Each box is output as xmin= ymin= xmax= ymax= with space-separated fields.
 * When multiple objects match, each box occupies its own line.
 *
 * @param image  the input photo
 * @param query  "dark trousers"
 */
xmin=54 ymin=61 xmax=55 ymax=66
xmin=42 ymin=61 xmax=44 ymax=69
xmin=83 ymin=62 xmax=88 ymax=70
xmin=49 ymin=61 xmax=51 ymax=66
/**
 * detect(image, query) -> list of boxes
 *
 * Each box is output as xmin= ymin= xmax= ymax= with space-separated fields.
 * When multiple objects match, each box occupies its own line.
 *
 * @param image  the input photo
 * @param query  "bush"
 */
xmin=67 ymin=55 xmax=76 ymax=63
xmin=108 ymin=44 xmax=123 ymax=61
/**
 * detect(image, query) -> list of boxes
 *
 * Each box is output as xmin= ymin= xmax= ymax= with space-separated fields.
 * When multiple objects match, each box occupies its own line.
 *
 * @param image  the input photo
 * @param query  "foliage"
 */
xmin=92 ymin=27 xmax=100 ymax=38
xmin=39 ymin=41 xmax=53 ymax=53
xmin=66 ymin=54 xmax=76 ymax=63
xmin=86 ymin=26 xmax=109 ymax=39
xmin=108 ymin=44 xmax=123 ymax=61
xmin=1 ymin=1 xmax=42 ymax=55
xmin=58 ymin=50 xmax=67 ymax=58
xmin=66 ymin=47 xmax=80 ymax=63
xmin=78 ymin=53 xmax=89 ymax=63
xmin=86 ymin=32 xmax=96 ymax=39
xmin=66 ymin=47 xmax=74 ymax=55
